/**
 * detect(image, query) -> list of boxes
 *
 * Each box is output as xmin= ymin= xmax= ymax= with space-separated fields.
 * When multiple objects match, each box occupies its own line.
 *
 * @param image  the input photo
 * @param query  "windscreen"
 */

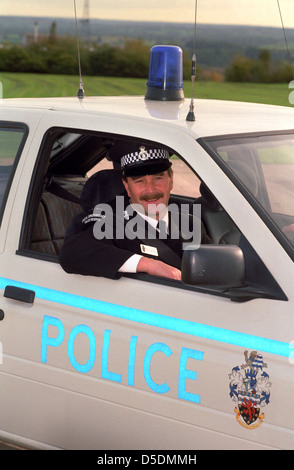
xmin=204 ymin=133 xmax=294 ymax=250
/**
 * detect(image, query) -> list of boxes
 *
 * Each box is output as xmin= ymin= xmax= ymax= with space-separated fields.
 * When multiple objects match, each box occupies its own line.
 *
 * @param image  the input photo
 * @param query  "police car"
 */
xmin=0 ymin=45 xmax=294 ymax=450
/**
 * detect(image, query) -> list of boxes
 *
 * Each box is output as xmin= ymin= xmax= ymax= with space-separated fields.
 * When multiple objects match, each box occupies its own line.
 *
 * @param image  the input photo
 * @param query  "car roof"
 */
xmin=2 ymin=96 xmax=294 ymax=138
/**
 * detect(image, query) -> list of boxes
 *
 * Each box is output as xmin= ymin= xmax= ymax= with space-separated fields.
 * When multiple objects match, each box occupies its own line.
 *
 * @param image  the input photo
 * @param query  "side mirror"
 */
xmin=181 ymin=245 xmax=245 ymax=289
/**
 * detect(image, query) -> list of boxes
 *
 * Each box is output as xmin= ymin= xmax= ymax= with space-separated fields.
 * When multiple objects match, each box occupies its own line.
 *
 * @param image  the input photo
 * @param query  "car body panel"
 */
xmin=0 ymin=96 xmax=293 ymax=449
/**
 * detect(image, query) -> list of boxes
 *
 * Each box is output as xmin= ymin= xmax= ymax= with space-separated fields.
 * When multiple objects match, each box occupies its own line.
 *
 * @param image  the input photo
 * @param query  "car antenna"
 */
xmin=276 ymin=0 xmax=294 ymax=81
xmin=186 ymin=0 xmax=198 ymax=122
xmin=74 ymin=0 xmax=85 ymax=99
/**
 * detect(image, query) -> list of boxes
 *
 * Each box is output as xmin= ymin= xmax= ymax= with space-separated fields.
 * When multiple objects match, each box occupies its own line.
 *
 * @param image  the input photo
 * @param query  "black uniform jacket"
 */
xmin=59 ymin=195 xmax=211 ymax=279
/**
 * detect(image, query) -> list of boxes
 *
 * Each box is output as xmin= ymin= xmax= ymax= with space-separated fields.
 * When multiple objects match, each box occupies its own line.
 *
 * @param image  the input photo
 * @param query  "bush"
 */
xmin=0 ymin=36 xmax=194 ymax=81
xmin=225 ymin=50 xmax=292 ymax=83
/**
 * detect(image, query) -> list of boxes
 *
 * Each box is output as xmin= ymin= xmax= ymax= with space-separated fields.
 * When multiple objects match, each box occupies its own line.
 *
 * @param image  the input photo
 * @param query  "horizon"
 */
xmin=0 ymin=14 xmax=293 ymax=31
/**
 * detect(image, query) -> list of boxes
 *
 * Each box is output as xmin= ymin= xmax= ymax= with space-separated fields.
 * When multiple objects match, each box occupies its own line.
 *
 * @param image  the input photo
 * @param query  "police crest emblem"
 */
xmin=138 ymin=146 xmax=149 ymax=161
xmin=229 ymin=350 xmax=271 ymax=429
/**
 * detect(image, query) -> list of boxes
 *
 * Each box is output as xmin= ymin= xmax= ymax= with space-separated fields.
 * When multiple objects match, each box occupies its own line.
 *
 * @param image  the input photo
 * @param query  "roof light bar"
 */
xmin=145 ymin=45 xmax=184 ymax=101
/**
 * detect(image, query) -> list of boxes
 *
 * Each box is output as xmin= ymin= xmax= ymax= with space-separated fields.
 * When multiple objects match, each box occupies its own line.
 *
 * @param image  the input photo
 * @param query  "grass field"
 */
xmin=0 ymin=72 xmax=292 ymax=107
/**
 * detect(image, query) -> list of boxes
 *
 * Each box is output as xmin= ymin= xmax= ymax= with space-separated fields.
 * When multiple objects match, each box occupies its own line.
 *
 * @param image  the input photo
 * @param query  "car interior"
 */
xmin=23 ymin=129 xmax=242 ymax=257
xmin=16 ymin=127 xmax=287 ymax=302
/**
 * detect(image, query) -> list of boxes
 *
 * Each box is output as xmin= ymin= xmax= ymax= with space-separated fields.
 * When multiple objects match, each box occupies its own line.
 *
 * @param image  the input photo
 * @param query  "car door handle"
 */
xmin=4 ymin=285 xmax=35 ymax=304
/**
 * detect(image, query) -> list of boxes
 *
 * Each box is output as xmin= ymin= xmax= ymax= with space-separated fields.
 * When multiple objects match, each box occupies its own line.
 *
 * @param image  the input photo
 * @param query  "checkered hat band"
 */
xmin=121 ymin=148 xmax=169 ymax=168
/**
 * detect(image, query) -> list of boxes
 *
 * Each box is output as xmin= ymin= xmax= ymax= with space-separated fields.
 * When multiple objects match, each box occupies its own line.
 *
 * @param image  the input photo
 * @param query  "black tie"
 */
xmin=157 ymin=219 xmax=168 ymax=238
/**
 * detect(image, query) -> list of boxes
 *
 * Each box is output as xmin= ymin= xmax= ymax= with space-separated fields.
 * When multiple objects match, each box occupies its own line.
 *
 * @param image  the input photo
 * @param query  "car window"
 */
xmin=21 ymin=129 xmax=214 ymax=261
xmin=170 ymin=157 xmax=201 ymax=198
xmin=87 ymin=158 xmax=114 ymax=176
xmin=259 ymin=142 xmax=294 ymax=216
xmin=19 ymin=127 xmax=284 ymax=302
xmin=0 ymin=124 xmax=27 ymax=223
xmin=202 ymin=133 xmax=294 ymax=251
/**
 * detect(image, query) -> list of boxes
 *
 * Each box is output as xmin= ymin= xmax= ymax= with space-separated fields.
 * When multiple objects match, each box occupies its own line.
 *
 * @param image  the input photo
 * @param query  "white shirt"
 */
xmin=118 ymin=206 xmax=169 ymax=273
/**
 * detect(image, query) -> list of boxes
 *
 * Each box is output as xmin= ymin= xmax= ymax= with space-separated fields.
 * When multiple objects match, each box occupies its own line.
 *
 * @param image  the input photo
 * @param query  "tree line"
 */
xmin=0 ymin=36 xmax=151 ymax=77
xmin=225 ymin=49 xmax=292 ymax=83
xmin=0 ymin=30 xmax=292 ymax=83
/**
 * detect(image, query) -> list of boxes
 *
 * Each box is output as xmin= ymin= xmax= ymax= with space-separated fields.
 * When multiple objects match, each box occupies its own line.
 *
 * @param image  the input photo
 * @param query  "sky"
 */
xmin=1 ymin=0 xmax=294 ymax=28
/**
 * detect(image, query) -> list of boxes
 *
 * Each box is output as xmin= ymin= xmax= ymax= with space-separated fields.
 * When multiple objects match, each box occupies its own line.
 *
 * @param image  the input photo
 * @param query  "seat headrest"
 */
xmin=227 ymin=160 xmax=258 ymax=197
xmin=199 ymin=160 xmax=258 ymax=211
xmin=80 ymin=169 xmax=126 ymax=210
xmin=199 ymin=182 xmax=223 ymax=211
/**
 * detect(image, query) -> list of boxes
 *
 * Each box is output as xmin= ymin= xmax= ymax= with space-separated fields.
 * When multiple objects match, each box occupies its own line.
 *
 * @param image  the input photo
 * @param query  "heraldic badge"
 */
xmin=229 ymin=350 xmax=272 ymax=429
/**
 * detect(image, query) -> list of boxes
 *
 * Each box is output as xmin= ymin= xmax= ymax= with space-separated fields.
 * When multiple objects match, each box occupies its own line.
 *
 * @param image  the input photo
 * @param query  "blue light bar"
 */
xmin=145 ymin=45 xmax=184 ymax=101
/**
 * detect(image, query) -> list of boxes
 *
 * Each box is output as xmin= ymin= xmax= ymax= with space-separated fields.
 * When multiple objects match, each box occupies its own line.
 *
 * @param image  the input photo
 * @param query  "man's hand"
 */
xmin=137 ymin=257 xmax=181 ymax=281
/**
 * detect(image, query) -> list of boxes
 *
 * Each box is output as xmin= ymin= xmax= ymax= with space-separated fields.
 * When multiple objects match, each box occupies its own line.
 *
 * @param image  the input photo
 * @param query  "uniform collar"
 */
xmin=129 ymin=203 xmax=169 ymax=230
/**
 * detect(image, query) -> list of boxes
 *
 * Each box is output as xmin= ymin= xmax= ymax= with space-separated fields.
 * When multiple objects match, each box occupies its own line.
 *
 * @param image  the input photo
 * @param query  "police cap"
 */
xmin=109 ymin=142 xmax=172 ymax=177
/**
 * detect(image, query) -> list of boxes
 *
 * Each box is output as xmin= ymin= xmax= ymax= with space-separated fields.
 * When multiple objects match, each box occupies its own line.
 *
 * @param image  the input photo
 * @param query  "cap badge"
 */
xmin=138 ymin=146 xmax=149 ymax=161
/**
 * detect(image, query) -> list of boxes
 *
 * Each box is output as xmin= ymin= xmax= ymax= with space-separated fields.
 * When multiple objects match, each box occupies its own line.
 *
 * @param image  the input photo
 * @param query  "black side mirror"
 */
xmin=181 ymin=245 xmax=245 ymax=289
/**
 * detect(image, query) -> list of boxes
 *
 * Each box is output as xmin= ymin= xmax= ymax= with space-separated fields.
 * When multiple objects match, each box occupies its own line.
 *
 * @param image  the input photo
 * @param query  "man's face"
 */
xmin=123 ymin=170 xmax=173 ymax=219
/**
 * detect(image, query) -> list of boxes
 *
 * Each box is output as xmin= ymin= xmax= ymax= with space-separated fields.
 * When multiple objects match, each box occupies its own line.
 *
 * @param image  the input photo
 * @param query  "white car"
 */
xmin=0 ymin=84 xmax=294 ymax=449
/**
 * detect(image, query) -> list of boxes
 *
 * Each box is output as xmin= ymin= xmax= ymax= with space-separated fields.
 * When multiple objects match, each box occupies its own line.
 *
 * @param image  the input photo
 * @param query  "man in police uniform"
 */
xmin=59 ymin=142 xmax=211 ymax=280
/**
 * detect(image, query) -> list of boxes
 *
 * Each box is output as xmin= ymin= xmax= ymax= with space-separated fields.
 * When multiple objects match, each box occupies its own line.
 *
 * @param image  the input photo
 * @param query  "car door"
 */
xmin=0 ymin=111 xmax=293 ymax=450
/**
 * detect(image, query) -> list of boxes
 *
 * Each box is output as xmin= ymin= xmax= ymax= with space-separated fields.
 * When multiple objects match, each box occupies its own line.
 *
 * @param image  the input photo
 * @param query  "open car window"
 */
xmin=170 ymin=157 xmax=201 ymax=198
xmin=17 ymin=127 xmax=286 ymax=302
